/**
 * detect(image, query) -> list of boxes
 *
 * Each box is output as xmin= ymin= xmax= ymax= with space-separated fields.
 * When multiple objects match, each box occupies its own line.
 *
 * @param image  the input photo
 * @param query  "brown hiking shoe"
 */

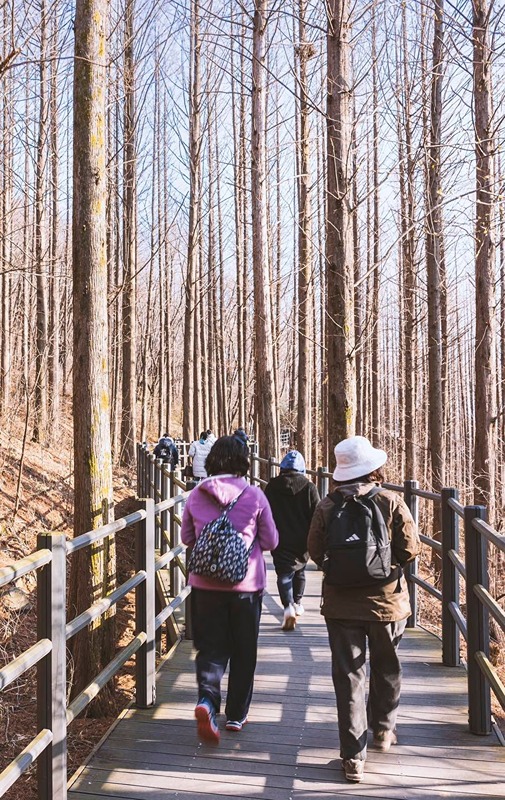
xmin=342 ymin=758 xmax=365 ymax=783
xmin=373 ymin=730 xmax=397 ymax=752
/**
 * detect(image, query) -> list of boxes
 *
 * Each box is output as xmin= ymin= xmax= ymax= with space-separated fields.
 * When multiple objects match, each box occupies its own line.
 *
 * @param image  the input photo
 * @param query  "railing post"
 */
xmin=142 ymin=445 xmax=149 ymax=496
xmin=317 ymin=466 xmax=329 ymax=498
xmin=136 ymin=498 xmax=156 ymax=708
xmin=464 ymin=504 xmax=491 ymax=734
xmin=441 ymin=488 xmax=460 ymax=666
xmin=404 ymin=479 xmax=419 ymax=628
xmin=154 ymin=458 xmax=163 ymax=549
xmin=179 ymin=441 xmax=187 ymax=469
xmin=185 ymin=545 xmax=194 ymax=642
xmin=169 ymin=471 xmax=176 ymax=596
xmin=267 ymin=455 xmax=275 ymax=480
xmin=148 ymin=454 xmax=155 ymax=500
xmin=37 ymin=533 xmax=67 ymax=800
xmin=161 ymin=466 xmax=170 ymax=558
xmin=250 ymin=442 xmax=259 ymax=485
xmin=173 ymin=474 xmax=183 ymax=599
xmin=136 ymin=443 xmax=142 ymax=496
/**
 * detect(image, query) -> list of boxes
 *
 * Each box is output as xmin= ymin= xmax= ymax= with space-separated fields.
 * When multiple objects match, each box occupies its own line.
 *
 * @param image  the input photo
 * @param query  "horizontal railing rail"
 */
xmin=0 ymin=445 xmax=193 ymax=800
xmin=3 ymin=439 xmax=504 ymax=799
xmin=253 ymin=455 xmax=505 ymax=738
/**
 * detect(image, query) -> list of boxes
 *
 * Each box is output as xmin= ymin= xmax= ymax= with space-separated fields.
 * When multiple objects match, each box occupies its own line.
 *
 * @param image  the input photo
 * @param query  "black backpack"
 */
xmin=157 ymin=439 xmax=176 ymax=465
xmin=322 ymin=487 xmax=398 ymax=587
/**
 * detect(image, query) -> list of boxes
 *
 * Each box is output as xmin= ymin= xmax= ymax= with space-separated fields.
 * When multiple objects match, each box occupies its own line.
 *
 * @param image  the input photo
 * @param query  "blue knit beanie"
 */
xmin=280 ymin=450 xmax=306 ymax=473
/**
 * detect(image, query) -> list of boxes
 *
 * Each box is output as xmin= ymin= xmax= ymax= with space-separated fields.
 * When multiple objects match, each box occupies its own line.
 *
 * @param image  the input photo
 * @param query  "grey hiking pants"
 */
xmin=325 ymin=617 xmax=407 ymax=760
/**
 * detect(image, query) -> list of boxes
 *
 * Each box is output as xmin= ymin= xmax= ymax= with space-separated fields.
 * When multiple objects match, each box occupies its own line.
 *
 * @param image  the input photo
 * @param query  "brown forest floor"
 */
xmin=0 ymin=415 xmax=504 ymax=800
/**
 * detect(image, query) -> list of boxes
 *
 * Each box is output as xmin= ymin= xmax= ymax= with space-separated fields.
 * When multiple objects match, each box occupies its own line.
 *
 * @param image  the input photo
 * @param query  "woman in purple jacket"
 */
xmin=181 ymin=436 xmax=278 ymax=744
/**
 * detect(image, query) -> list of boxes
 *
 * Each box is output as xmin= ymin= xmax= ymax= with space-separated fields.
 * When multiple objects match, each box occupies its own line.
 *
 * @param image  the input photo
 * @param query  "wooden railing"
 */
xmin=0 ymin=447 xmax=192 ymax=800
xmin=251 ymin=453 xmax=505 ymax=738
xmin=2 ymin=443 xmax=503 ymax=798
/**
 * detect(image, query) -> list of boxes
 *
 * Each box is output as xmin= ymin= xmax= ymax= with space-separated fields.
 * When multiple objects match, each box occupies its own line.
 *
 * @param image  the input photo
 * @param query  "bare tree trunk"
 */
xmin=48 ymin=12 xmax=60 ymax=432
xmin=162 ymin=92 xmax=172 ymax=433
xmin=183 ymin=0 xmax=201 ymax=441
xmin=33 ymin=0 xmax=49 ymax=443
xmin=214 ymin=109 xmax=228 ymax=432
xmin=69 ymin=0 xmax=115 ymax=713
xmin=120 ymin=0 xmax=137 ymax=466
xmin=472 ymin=0 xmax=497 ymax=515
xmin=231 ymin=9 xmax=246 ymax=429
xmin=295 ymin=0 xmax=313 ymax=458
xmin=400 ymin=3 xmax=417 ymax=478
xmin=371 ymin=3 xmax=380 ymax=446
xmin=251 ymin=0 xmax=278 ymax=466
xmin=111 ymin=69 xmax=122 ymax=459
xmin=0 ymin=2 xmax=12 ymax=419
xmin=325 ymin=0 xmax=355 ymax=450
xmin=425 ymin=0 xmax=445 ymax=490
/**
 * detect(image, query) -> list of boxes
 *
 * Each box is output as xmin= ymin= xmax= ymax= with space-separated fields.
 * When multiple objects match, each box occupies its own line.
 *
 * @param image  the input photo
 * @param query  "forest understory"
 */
xmin=0 ymin=414 xmax=504 ymax=800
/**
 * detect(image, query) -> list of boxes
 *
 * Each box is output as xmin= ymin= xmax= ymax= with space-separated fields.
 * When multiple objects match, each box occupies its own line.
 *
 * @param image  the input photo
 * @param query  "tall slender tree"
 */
xmin=251 ymin=0 xmax=278 ymax=464
xmin=472 ymin=0 xmax=497 ymax=515
xmin=33 ymin=0 xmax=49 ymax=442
xmin=69 ymin=0 xmax=115 ymax=710
xmin=425 ymin=0 xmax=445 ymax=491
xmin=120 ymin=0 xmax=138 ymax=466
xmin=325 ymin=0 xmax=355 ymax=454
xmin=183 ymin=0 xmax=202 ymax=441
xmin=295 ymin=0 xmax=314 ymax=458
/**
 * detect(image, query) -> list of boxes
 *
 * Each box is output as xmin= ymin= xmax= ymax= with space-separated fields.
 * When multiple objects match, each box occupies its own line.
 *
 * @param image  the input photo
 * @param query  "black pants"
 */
xmin=191 ymin=588 xmax=262 ymax=721
xmin=275 ymin=564 xmax=306 ymax=607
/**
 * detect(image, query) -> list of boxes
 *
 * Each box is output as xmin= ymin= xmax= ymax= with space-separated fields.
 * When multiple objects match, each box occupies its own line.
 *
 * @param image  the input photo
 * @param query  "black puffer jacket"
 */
xmin=265 ymin=471 xmax=320 ymax=569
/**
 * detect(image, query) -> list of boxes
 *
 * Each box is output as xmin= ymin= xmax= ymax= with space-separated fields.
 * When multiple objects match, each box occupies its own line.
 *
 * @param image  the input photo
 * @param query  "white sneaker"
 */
xmin=294 ymin=603 xmax=304 ymax=616
xmin=282 ymin=604 xmax=296 ymax=631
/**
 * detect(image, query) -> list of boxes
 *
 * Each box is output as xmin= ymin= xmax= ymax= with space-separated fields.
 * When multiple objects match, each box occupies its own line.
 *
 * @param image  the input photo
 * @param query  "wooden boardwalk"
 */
xmin=68 ymin=561 xmax=505 ymax=800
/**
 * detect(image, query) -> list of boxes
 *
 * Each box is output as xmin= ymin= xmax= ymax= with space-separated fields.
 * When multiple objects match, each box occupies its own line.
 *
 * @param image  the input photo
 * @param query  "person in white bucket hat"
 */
xmin=332 ymin=435 xmax=387 ymax=482
xmin=308 ymin=435 xmax=420 ymax=784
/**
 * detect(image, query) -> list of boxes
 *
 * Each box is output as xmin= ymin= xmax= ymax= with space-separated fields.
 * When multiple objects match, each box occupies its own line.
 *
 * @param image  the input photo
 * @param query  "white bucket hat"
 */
xmin=333 ymin=435 xmax=387 ymax=481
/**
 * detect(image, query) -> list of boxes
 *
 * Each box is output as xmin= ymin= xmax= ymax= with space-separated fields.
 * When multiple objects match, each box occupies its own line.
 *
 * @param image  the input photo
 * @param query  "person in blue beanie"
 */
xmin=264 ymin=450 xmax=320 ymax=630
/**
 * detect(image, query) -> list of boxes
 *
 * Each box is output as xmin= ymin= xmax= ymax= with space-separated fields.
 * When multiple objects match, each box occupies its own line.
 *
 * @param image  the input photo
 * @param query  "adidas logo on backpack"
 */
xmin=322 ymin=486 xmax=399 ymax=587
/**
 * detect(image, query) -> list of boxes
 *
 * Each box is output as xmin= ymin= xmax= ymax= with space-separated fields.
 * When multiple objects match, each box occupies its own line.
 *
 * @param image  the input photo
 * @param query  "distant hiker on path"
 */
xmin=153 ymin=434 xmax=179 ymax=468
xmin=188 ymin=431 xmax=214 ymax=480
xmin=307 ymin=435 xmax=420 ymax=784
xmin=264 ymin=450 xmax=320 ymax=631
xmin=181 ymin=435 xmax=278 ymax=743
xmin=232 ymin=427 xmax=249 ymax=450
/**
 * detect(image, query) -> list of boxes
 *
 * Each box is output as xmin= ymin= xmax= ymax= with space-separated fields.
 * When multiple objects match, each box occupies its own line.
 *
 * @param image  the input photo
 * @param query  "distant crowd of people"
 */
xmin=150 ymin=428 xmax=420 ymax=784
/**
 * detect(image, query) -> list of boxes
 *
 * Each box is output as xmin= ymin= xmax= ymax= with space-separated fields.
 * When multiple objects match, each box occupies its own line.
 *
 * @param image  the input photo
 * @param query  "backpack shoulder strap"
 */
xmin=225 ymin=487 xmax=247 ymax=513
xmin=328 ymin=490 xmax=344 ymax=508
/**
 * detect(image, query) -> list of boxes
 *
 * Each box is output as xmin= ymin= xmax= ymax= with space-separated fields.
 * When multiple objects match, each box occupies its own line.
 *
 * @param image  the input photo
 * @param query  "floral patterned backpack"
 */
xmin=188 ymin=489 xmax=254 ymax=583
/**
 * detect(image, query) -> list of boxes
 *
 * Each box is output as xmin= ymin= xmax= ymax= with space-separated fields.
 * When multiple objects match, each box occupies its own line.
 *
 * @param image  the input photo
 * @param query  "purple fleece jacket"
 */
xmin=181 ymin=475 xmax=279 ymax=592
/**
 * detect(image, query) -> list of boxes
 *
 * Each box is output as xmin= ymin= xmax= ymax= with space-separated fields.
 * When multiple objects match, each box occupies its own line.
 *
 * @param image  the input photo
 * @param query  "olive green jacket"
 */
xmin=307 ymin=481 xmax=421 ymax=622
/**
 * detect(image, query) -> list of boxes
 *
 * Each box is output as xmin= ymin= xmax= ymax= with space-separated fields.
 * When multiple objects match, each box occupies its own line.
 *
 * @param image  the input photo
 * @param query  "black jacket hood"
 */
xmin=269 ymin=471 xmax=311 ymax=495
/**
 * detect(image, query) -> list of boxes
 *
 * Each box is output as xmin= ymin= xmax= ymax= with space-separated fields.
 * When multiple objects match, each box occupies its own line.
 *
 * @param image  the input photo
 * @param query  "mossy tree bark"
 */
xmin=472 ymin=0 xmax=497 ymax=517
xmin=69 ymin=0 xmax=115 ymax=714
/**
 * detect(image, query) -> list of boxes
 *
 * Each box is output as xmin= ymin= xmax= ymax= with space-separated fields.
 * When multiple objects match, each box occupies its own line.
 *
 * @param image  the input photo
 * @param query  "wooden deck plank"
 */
xmin=68 ymin=560 xmax=504 ymax=800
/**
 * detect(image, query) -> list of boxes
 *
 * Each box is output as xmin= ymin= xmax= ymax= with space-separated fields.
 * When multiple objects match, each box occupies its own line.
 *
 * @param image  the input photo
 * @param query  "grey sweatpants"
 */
xmin=325 ymin=617 xmax=407 ymax=760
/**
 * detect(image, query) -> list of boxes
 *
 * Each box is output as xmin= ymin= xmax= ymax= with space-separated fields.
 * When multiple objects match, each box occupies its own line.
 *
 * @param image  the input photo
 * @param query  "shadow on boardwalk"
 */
xmin=68 ymin=562 xmax=505 ymax=800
